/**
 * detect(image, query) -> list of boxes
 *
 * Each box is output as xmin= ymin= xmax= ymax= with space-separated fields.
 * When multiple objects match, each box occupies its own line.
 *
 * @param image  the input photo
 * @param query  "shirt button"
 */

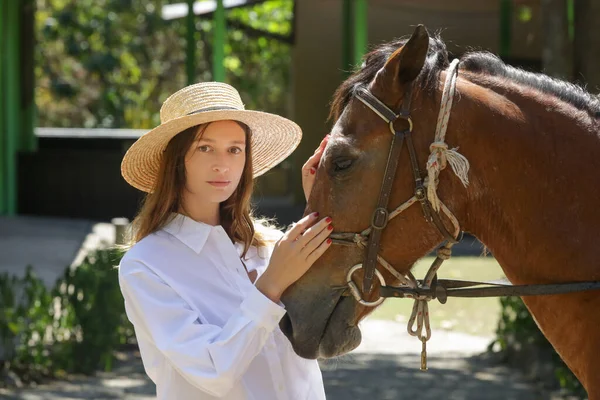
xmin=278 ymin=383 xmax=284 ymax=391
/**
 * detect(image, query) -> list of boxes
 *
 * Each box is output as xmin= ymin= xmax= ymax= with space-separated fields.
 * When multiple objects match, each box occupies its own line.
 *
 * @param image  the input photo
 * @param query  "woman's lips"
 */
xmin=207 ymin=181 xmax=231 ymax=188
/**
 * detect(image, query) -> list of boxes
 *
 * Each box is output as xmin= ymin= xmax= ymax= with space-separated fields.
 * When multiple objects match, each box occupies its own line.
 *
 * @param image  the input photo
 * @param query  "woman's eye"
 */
xmin=198 ymin=145 xmax=211 ymax=152
xmin=333 ymin=158 xmax=353 ymax=172
xmin=230 ymin=147 xmax=243 ymax=154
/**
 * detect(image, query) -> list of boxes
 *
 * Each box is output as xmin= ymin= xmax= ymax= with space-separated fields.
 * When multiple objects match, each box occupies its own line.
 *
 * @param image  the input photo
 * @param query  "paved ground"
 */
xmin=0 ymin=320 xmax=561 ymax=400
xmin=0 ymin=216 xmax=115 ymax=287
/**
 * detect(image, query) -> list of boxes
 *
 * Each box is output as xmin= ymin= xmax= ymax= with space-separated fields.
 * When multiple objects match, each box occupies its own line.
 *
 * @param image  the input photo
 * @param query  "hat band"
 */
xmin=186 ymin=105 xmax=240 ymax=115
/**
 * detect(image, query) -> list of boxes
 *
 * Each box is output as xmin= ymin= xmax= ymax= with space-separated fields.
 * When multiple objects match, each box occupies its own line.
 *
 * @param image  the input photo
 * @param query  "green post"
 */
xmin=567 ymin=0 xmax=574 ymax=41
xmin=499 ymin=0 xmax=512 ymax=58
xmin=212 ymin=0 xmax=226 ymax=82
xmin=1 ymin=0 xmax=20 ymax=215
xmin=0 ymin=0 xmax=5 ymax=215
xmin=353 ymin=0 xmax=368 ymax=66
xmin=20 ymin=0 xmax=37 ymax=152
xmin=186 ymin=0 xmax=196 ymax=85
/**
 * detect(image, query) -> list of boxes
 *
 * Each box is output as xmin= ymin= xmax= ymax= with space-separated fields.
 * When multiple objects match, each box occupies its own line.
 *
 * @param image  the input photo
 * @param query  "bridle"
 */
xmin=328 ymin=59 xmax=600 ymax=370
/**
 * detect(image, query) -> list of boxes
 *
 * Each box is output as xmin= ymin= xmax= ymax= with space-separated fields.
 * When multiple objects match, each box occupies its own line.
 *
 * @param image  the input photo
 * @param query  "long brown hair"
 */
xmin=128 ymin=122 xmax=276 ymax=258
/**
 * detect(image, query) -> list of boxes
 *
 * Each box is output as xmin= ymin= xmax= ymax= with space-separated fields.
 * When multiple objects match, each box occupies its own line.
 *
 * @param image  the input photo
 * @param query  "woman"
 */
xmin=118 ymin=81 xmax=331 ymax=399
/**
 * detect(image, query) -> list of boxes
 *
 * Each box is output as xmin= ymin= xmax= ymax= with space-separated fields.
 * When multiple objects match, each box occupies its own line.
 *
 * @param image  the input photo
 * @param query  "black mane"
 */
xmin=460 ymin=51 xmax=600 ymax=116
xmin=330 ymin=33 xmax=600 ymax=121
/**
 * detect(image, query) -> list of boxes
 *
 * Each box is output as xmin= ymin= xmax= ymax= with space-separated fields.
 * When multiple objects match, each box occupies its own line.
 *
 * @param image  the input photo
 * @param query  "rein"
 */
xmin=329 ymin=58 xmax=600 ymax=370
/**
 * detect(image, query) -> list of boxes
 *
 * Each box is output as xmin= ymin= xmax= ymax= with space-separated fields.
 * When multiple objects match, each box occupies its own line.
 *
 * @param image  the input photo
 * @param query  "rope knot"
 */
xmin=436 ymin=247 xmax=452 ymax=260
xmin=354 ymin=234 xmax=367 ymax=247
xmin=429 ymin=141 xmax=449 ymax=153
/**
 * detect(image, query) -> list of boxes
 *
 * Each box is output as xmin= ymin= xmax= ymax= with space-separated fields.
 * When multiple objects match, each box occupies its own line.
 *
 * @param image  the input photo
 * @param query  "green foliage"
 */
xmin=35 ymin=0 xmax=294 ymax=129
xmin=0 ymin=248 xmax=134 ymax=385
xmin=494 ymin=296 xmax=587 ymax=398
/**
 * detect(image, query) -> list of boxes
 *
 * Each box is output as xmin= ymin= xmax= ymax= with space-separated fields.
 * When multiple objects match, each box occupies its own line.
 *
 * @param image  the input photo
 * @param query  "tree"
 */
xmin=35 ymin=0 xmax=293 ymax=129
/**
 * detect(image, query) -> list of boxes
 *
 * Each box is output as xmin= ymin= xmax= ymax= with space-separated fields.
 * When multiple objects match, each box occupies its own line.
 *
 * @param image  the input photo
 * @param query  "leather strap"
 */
xmin=380 ymin=279 xmax=600 ymax=303
xmin=355 ymin=87 xmax=399 ymax=123
xmin=362 ymin=130 xmax=406 ymax=292
xmin=357 ymin=84 xmax=415 ymax=293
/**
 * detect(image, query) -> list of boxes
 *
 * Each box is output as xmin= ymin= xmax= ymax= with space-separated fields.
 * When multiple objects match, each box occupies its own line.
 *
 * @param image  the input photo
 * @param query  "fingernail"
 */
xmin=327 ymin=225 xmax=333 ymax=231
xmin=327 ymin=238 xmax=332 ymax=244
xmin=312 ymin=212 xmax=319 ymax=217
xmin=325 ymin=217 xmax=332 ymax=223
xmin=310 ymin=168 xmax=316 ymax=175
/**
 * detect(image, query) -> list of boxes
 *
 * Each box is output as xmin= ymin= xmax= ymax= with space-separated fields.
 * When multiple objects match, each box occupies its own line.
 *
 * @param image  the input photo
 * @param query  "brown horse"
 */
xmin=279 ymin=25 xmax=600 ymax=395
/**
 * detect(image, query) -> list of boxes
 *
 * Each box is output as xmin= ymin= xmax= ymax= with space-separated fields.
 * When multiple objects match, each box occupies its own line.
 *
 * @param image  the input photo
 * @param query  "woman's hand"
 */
xmin=302 ymin=135 xmax=329 ymax=202
xmin=255 ymin=212 xmax=332 ymax=303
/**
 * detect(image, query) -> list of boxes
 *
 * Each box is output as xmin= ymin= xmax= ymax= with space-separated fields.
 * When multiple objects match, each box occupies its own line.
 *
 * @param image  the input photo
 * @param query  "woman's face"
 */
xmin=183 ymin=120 xmax=247 ymax=204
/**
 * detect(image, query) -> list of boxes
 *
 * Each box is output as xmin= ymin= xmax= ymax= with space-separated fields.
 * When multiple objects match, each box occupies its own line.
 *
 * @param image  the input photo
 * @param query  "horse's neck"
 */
xmin=450 ymin=74 xmax=600 ymax=284
xmin=444 ymin=73 xmax=600 ymax=389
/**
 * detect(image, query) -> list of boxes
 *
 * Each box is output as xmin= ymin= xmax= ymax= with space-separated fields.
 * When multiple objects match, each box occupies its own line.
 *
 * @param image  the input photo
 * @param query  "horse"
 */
xmin=279 ymin=25 xmax=600 ymax=396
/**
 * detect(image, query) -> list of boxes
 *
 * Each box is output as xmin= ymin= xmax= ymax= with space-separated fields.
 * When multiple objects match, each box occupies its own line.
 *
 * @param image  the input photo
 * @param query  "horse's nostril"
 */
xmin=279 ymin=313 xmax=294 ymax=341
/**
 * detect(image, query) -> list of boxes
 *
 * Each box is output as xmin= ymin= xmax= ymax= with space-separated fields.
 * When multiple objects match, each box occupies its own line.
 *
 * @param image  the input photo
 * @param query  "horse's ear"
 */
xmin=375 ymin=25 xmax=429 ymax=88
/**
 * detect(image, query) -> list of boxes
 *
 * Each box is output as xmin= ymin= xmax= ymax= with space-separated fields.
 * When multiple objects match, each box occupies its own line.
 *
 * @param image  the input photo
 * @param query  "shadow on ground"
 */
xmin=320 ymin=352 xmax=551 ymax=400
xmin=1 ymin=350 xmax=556 ymax=400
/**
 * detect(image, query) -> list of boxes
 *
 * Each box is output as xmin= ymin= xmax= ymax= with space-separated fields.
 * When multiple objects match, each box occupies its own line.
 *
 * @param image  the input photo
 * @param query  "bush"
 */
xmin=0 ymin=247 xmax=135 ymax=385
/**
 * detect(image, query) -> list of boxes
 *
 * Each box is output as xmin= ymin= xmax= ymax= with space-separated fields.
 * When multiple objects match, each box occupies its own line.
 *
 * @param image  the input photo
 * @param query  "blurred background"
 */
xmin=1 ymin=0 xmax=597 ymax=399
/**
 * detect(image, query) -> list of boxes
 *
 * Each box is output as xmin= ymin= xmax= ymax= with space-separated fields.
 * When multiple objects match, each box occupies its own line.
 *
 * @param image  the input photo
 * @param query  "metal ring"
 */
xmin=388 ymin=117 xmax=414 ymax=135
xmin=346 ymin=264 xmax=386 ymax=307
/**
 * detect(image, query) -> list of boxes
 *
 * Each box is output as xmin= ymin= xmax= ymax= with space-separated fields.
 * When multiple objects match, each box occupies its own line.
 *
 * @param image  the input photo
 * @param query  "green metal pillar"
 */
xmin=0 ymin=0 xmax=5 ymax=215
xmin=0 ymin=0 xmax=20 ymax=215
xmin=186 ymin=0 xmax=196 ymax=85
xmin=341 ymin=0 xmax=368 ymax=75
xmin=20 ymin=0 xmax=36 ymax=153
xmin=567 ymin=0 xmax=574 ymax=41
xmin=353 ymin=0 xmax=368 ymax=66
xmin=499 ymin=0 xmax=512 ymax=58
xmin=212 ymin=0 xmax=226 ymax=82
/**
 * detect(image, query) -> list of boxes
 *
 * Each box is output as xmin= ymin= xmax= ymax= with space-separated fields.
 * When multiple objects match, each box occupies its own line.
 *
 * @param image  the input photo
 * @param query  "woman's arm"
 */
xmin=119 ymin=259 xmax=285 ymax=397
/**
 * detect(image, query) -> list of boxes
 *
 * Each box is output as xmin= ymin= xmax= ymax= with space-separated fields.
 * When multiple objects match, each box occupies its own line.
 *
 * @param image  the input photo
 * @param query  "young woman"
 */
xmin=118 ymin=81 xmax=331 ymax=399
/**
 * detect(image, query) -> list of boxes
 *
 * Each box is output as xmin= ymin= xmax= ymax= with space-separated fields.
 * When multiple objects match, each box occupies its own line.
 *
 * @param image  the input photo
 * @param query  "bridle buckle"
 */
xmin=371 ymin=207 xmax=389 ymax=230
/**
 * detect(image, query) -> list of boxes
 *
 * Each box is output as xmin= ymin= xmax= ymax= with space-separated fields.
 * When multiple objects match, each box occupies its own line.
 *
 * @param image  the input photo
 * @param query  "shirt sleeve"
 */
xmin=118 ymin=259 xmax=287 ymax=398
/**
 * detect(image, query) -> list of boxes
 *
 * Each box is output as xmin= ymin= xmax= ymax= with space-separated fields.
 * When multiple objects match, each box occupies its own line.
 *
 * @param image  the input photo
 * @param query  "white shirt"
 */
xmin=118 ymin=213 xmax=326 ymax=400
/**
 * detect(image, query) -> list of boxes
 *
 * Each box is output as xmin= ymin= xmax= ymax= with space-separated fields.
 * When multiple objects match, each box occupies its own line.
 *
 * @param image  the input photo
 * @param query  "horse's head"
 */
xmin=280 ymin=25 xmax=469 ymax=359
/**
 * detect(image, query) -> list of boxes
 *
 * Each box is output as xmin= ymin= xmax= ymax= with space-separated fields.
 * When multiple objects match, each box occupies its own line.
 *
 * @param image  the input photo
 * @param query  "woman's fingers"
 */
xmin=300 ymin=219 xmax=332 ymax=258
xmin=305 ymin=233 xmax=333 ymax=265
xmin=284 ymin=212 xmax=319 ymax=241
xmin=295 ymin=216 xmax=331 ymax=249
xmin=302 ymin=135 xmax=329 ymax=173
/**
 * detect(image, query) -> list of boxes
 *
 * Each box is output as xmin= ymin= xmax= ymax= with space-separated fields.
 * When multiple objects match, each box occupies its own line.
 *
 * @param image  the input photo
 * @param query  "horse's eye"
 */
xmin=333 ymin=158 xmax=353 ymax=172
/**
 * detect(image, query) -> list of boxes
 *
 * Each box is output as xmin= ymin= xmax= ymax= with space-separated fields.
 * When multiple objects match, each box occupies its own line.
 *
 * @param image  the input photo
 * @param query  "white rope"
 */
xmin=426 ymin=59 xmax=470 ymax=212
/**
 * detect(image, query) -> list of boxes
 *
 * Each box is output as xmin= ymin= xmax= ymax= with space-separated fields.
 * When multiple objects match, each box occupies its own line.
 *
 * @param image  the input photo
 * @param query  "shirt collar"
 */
xmin=162 ymin=213 xmax=216 ymax=253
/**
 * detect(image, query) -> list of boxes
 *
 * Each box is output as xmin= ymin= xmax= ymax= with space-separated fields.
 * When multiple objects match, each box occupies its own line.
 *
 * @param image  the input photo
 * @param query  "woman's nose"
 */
xmin=212 ymin=161 xmax=230 ymax=173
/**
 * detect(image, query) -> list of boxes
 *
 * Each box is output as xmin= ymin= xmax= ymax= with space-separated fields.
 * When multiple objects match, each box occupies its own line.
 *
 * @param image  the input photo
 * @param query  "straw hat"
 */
xmin=121 ymin=82 xmax=302 ymax=193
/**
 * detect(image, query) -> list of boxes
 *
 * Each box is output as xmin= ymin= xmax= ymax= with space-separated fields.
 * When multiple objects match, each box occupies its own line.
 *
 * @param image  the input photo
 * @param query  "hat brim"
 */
xmin=121 ymin=109 xmax=302 ymax=193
